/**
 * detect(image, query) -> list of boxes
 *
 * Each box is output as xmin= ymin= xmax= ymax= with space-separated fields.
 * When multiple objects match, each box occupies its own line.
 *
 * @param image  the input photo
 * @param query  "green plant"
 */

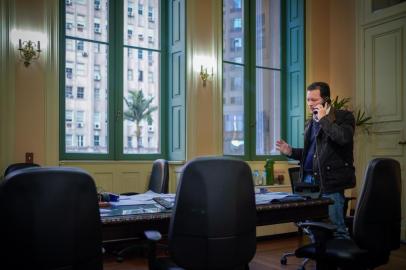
xmin=124 ymin=90 xmax=158 ymax=148
xmin=353 ymin=108 xmax=373 ymax=134
xmin=330 ymin=96 xmax=372 ymax=130
xmin=331 ymin=96 xmax=351 ymax=110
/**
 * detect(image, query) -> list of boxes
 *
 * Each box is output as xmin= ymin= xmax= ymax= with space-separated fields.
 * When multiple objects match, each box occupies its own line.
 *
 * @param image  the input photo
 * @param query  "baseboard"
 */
xmin=256 ymin=231 xmax=300 ymax=242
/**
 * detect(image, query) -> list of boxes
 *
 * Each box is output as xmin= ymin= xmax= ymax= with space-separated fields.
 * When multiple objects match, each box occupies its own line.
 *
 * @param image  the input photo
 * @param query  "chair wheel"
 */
xmin=280 ymin=257 xmax=287 ymax=265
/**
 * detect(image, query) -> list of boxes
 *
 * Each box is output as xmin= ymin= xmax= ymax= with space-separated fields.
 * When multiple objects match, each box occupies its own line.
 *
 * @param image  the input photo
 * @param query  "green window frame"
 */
xmin=59 ymin=0 xmax=186 ymax=161
xmin=222 ymin=0 xmax=305 ymax=160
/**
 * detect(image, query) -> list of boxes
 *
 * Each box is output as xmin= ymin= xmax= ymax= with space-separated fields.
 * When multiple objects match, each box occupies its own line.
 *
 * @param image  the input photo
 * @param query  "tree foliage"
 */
xmin=124 ymin=90 xmax=158 ymax=148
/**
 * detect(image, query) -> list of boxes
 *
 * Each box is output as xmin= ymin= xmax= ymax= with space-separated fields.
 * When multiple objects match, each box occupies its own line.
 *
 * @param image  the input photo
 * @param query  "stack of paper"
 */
xmin=109 ymin=190 xmax=175 ymax=206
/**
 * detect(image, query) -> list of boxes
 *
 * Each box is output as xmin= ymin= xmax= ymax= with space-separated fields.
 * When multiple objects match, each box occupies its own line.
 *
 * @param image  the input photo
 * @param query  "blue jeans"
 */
xmin=303 ymin=173 xmax=350 ymax=239
xmin=322 ymin=192 xmax=349 ymax=239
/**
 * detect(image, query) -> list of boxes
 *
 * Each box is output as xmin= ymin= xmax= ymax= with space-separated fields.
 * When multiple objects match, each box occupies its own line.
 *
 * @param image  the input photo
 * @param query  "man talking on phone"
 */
xmin=276 ymin=81 xmax=356 ymax=239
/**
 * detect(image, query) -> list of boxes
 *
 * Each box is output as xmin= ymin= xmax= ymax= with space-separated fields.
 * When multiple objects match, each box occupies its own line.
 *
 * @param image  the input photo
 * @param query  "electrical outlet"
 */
xmin=25 ymin=152 xmax=34 ymax=163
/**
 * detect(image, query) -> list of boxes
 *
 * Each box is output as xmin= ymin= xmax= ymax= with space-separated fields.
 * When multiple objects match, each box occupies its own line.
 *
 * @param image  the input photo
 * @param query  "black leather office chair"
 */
xmin=0 ymin=167 xmax=103 ymax=270
xmin=115 ymin=159 xmax=169 ymax=261
xmin=289 ymin=166 xmax=320 ymax=195
xmin=295 ymin=158 xmax=401 ymax=270
xmin=3 ymin=162 xmax=40 ymax=177
xmin=148 ymin=159 xmax=169 ymax=193
xmin=120 ymin=159 xmax=169 ymax=195
xmin=280 ymin=167 xmax=320 ymax=270
xmin=145 ymin=156 xmax=257 ymax=270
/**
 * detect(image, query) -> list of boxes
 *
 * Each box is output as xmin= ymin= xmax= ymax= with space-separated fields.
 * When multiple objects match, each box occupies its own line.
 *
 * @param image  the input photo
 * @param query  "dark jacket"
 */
xmin=289 ymin=108 xmax=356 ymax=193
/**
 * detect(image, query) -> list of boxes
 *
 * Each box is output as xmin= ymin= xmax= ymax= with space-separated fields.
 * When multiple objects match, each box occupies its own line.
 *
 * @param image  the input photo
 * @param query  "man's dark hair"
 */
xmin=307 ymin=82 xmax=331 ymax=102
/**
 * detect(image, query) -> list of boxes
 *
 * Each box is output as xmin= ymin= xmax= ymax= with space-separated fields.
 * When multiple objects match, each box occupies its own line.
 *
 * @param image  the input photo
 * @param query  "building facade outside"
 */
xmin=64 ymin=0 xmax=160 ymax=154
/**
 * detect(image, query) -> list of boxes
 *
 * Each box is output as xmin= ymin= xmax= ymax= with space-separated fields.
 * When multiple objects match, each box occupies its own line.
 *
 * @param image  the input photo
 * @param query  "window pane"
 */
xmin=256 ymin=0 xmax=280 ymax=69
xmin=124 ymin=0 xmax=160 ymax=49
xmin=66 ymin=0 xmax=108 ymax=42
xmin=123 ymin=47 xmax=160 ymax=154
xmin=223 ymin=0 xmax=244 ymax=63
xmin=66 ymin=134 xmax=73 ymax=146
xmin=256 ymin=68 xmax=281 ymax=155
xmin=65 ymin=39 xmax=109 ymax=153
xmin=63 ymin=0 xmax=168 ymax=160
xmin=223 ymin=63 xmax=244 ymax=155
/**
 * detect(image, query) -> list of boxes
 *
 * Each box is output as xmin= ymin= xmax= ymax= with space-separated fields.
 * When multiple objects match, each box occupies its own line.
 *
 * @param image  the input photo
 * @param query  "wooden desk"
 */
xmin=101 ymin=198 xmax=331 ymax=243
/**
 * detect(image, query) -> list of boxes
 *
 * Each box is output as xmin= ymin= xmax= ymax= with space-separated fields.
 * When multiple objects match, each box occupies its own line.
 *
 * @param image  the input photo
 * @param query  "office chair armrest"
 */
xmin=144 ymin=230 xmax=162 ymax=242
xmin=297 ymin=221 xmax=337 ymax=232
xmin=144 ymin=230 xmax=162 ymax=269
xmin=297 ymin=221 xmax=337 ymax=245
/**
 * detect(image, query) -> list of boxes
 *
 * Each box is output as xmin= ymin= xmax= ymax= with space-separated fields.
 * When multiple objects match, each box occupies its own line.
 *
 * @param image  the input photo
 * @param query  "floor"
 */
xmin=103 ymin=235 xmax=406 ymax=270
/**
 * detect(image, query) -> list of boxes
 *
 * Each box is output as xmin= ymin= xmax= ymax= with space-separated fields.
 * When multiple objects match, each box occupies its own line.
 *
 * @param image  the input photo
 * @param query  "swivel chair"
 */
xmin=115 ymin=158 xmax=169 ymax=261
xmin=0 ymin=167 xmax=103 ymax=270
xmin=3 ymin=162 xmax=40 ymax=177
xmin=295 ymin=158 xmax=401 ymax=270
xmin=147 ymin=158 xmax=169 ymax=193
xmin=144 ymin=156 xmax=257 ymax=270
xmin=120 ymin=159 xmax=169 ymax=195
xmin=280 ymin=167 xmax=320 ymax=270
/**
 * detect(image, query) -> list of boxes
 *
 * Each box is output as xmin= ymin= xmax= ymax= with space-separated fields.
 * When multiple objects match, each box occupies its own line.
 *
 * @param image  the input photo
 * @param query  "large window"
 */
xmin=61 ymin=0 xmax=166 ymax=159
xmin=223 ymin=0 xmax=304 ymax=159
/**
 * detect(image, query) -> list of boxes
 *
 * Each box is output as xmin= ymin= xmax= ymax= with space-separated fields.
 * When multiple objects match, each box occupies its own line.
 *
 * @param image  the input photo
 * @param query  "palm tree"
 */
xmin=123 ymin=90 xmax=158 ymax=149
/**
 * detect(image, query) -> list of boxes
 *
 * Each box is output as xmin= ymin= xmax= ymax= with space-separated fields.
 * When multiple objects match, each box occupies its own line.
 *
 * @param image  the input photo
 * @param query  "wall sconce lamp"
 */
xmin=18 ymin=39 xmax=41 ymax=67
xmin=200 ymin=65 xmax=213 ymax=87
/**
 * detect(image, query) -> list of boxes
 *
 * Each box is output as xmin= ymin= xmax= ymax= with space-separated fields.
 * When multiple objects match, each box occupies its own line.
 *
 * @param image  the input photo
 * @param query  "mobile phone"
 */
xmin=313 ymin=97 xmax=331 ymax=114
xmin=321 ymin=97 xmax=331 ymax=106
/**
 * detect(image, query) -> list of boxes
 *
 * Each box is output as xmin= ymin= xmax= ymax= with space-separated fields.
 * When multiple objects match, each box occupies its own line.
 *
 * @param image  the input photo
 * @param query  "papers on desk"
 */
xmin=108 ymin=191 xmax=305 ymax=207
xmin=255 ymin=192 xmax=307 ymax=205
xmin=109 ymin=190 xmax=175 ymax=206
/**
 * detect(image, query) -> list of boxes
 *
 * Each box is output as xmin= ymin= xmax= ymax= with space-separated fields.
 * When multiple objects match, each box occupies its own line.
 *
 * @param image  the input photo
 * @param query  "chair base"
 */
xmin=280 ymin=251 xmax=310 ymax=270
xmin=280 ymin=252 xmax=295 ymax=265
xmin=115 ymin=243 xmax=147 ymax=262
